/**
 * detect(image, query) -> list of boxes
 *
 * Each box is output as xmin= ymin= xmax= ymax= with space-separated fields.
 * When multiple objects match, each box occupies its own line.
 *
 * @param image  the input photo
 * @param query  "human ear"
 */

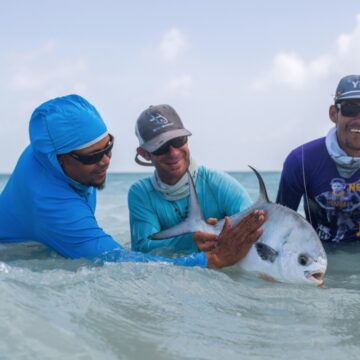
xmin=329 ymin=105 xmax=338 ymax=125
xmin=136 ymin=147 xmax=151 ymax=161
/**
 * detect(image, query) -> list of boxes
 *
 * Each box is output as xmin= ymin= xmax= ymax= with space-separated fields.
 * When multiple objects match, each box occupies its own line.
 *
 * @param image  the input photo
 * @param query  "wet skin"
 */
xmin=137 ymin=142 xmax=190 ymax=185
xmin=58 ymin=134 xmax=112 ymax=189
xmin=330 ymin=100 xmax=360 ymax=157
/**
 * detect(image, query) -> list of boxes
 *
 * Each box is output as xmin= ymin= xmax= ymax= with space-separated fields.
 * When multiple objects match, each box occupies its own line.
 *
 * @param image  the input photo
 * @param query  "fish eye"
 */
xmin=298 ymin=254 xmax=309 ymax=266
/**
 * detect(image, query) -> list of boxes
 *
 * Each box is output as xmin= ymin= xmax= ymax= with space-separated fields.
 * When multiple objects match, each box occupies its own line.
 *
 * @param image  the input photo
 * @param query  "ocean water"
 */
xmin=0 ymin=172 xmax=360 ymax=360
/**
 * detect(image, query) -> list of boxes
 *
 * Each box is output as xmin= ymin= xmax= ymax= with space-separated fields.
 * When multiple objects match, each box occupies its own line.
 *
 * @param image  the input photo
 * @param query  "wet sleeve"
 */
xmin=98 ymin=248 xmax=207 ymax=267
xmin=34 ymin=193 xmax=207 ymax=267
xmin=34 ymin=194 xmax=121 ymax=258
xmin=276 ymin=151 xmax=304 ymax=210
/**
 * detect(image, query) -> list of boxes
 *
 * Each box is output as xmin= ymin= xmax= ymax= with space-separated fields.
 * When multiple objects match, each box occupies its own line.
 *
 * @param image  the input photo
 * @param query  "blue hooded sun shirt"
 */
xmin=0 ymin=94 xmax=207 ymax=267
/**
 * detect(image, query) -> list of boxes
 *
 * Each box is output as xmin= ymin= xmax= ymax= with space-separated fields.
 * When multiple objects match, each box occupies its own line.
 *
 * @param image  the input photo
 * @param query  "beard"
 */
xmin=89 ymin=179 xmax=106 ymax=190
xmin=94 ymin=181 xmax=106 ymax=190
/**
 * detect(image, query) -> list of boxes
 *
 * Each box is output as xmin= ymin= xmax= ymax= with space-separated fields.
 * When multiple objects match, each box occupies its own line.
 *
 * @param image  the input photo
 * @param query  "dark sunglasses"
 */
xmin=336 ymin=102 xmax=360 ymax=118
xmin=68 ymin=134 xmax=114 ymax=165
xmin=151 ymin=136 xmax=188 ymax=156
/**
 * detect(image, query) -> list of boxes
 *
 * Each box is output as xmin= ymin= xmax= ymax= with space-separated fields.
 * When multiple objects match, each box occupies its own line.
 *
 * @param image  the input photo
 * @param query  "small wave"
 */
xmin=0 ymin=261 xmax=10 ymax=273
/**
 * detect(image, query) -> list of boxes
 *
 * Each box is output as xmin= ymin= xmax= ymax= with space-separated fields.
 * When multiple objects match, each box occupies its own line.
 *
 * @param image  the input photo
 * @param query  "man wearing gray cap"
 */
xmin=129 ymin=104 xmax=255 ymax=255
xmin=0 ymin=95 xmax=265 ymax=269
xmin=277 ymin=75 xmax=360 ymax=244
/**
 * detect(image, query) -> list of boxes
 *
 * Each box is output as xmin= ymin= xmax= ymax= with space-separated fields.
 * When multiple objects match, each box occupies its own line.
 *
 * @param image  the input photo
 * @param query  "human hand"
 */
xmin=193 ymin=218 xmax=218 ymax=252
xmin=205 ymin=210 xmax=265 ymax=269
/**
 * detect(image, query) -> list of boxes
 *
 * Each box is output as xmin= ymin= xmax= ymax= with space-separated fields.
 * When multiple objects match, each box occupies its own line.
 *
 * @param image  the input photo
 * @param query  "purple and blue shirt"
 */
xmin=277 ymin=137 xmax=360 ymax=243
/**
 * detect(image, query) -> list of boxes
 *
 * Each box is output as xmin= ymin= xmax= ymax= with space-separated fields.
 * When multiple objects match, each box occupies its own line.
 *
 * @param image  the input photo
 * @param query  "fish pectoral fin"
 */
xmin=255 ymin=242 xmax=278 ymax=263
xmin=149 ymin=219 xmax=204 ymax=240
xmin=258 ymin=273 xmax=279 ymax=283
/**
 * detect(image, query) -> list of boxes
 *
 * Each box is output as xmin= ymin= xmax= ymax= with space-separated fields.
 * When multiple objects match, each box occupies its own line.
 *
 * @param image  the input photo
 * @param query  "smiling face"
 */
xmin=58 ymin=134 xmax=112 ymax=189
xmin=330 ymin=100 xmax=360 ymax=157
xmin=137 ymin=138 xmax=190 ymax=185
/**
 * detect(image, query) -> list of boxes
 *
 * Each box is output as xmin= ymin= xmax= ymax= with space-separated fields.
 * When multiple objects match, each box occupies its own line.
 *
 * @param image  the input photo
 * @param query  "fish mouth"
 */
xmin=305 ymin=271 xmax=325 ymax=287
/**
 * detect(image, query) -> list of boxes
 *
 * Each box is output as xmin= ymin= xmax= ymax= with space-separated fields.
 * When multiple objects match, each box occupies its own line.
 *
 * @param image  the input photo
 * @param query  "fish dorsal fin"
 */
xmin=186 ymin=170 xmax=205 ymax=222
xmin=255 ymin=242 xmax=278 ymax=263
xmin=248 ymin=165 xmax=270 ymax=203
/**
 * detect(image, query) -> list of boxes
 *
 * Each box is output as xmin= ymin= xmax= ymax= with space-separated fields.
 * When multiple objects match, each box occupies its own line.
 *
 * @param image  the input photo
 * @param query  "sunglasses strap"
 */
xmin=135 ymin=154 xmax=154 ymax=167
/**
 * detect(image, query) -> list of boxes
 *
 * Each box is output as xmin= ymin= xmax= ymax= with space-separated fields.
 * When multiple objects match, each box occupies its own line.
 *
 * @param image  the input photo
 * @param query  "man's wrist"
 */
xmin=205 ymin=252 xmax=216 ymax=269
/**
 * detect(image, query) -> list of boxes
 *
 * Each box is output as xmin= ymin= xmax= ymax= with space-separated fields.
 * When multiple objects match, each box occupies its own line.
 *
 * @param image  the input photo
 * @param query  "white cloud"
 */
xmin=8 ymin=41 xmax=88 ymax=92
xmin=253 ymin=14 xmax=360 ymax=91
xmin=168 ymin=74 xmax=193 ymax=96
xmin=308 ymin=55 xmax=332 ymax=78
xmin=337 ymin=33 xmax=351 ymax=55
xmin=253 ymin=52 xmax=331 ymax=91
xmin=335 ymin=14 xmax=360 ymax=70
xmin=159 ymin=28 xmax=188 ymax=61
xmin=253 ymin=52 xmax=307 ymax=90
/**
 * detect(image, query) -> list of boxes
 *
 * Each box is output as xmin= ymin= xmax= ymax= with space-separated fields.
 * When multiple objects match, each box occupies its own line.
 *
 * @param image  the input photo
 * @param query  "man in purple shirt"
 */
xmin=277 ymin=75 xmax=360 ymax=243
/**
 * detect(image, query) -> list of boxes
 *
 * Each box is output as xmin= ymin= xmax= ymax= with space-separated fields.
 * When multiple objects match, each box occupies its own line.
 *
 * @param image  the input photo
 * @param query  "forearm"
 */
xmin=97 ymin=248 xmax=208 ymax=267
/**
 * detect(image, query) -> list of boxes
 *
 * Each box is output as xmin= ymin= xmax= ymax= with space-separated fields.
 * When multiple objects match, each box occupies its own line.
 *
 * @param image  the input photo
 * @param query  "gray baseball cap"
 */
xmin=135 ymin=104 xmax=192 ymax=152
xmin=334 ymin=75 xmax=360 ymax=103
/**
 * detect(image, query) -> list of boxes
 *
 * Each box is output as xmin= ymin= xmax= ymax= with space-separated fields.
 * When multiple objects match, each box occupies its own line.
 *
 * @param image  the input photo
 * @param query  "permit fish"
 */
xmin=150 ymin=167 xmax=327 ymax=286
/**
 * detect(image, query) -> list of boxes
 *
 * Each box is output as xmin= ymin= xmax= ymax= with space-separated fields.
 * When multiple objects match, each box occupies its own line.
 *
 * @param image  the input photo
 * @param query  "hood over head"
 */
xmin=29 ymin=94 xmax=108 ymax=173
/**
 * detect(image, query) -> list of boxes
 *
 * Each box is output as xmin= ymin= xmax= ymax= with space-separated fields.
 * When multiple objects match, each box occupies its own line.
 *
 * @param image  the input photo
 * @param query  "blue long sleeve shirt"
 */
xmin=0 ymin=146 xmax=207 ymax=266
xmin=128 ymin=166 xmax=252 ymax=254
xmin=0 ymin=95 xmax=207 ymax=267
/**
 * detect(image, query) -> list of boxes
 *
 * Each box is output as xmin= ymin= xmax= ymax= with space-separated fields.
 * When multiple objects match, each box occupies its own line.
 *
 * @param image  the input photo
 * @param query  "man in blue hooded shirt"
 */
xmin=0 ymin=94 xmax=265 ymax=269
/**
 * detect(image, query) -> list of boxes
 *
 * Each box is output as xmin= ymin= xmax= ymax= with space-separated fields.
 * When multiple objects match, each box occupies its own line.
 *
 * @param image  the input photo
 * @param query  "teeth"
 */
xmin=350 ymin=129 xmax=360 ymax=133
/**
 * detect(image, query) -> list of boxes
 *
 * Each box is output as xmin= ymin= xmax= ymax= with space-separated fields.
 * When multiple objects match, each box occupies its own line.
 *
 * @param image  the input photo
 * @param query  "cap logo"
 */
xmin=352 ymin=80 xmax=360 ymax=88
xmin=149 ymin=113 xmax=173 ymax=133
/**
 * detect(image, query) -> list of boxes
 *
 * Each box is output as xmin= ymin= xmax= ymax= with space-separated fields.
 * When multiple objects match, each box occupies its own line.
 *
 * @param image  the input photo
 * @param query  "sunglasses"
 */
xmin=68 ymin=134 xmax=114 ymax=165
xmin=151 ymin=136 xmax=188 ymax=156
xmin=336 ymin=102 xmax=360 ymax=118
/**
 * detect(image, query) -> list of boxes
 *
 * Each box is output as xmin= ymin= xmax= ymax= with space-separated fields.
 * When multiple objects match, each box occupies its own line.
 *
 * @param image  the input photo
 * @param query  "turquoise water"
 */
xmin=0 ymin=172 xmax=360 ymax=360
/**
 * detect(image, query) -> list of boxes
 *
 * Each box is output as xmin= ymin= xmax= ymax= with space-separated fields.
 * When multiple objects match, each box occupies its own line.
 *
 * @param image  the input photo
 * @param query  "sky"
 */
xmin=1 ymin=0 xmax=360 ymax=173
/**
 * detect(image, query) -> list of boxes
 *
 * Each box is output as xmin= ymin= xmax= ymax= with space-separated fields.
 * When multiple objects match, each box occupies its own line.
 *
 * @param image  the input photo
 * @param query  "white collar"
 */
xmin=325 ymin=127 xmax=360 ymax=178
xmin=151 ymin=158 xmax=198 ymax=201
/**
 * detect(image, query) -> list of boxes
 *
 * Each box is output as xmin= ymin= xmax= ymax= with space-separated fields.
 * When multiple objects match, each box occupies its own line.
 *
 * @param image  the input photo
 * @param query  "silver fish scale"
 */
xmin=150 ymin=168 xmax=327 ymax=285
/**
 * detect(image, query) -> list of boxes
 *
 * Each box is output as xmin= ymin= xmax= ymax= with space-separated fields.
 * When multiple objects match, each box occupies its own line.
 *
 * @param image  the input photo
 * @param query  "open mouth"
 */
xmin=350 ymin=128 xmax=360 ymax=133
xmin=305 ymin=271 xmax=324 ymax=287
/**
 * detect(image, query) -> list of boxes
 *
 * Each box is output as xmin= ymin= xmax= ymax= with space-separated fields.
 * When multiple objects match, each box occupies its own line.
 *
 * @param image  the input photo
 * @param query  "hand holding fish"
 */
xmin=150 ymin=168 xmax=327 ymax=285
xmin=205 ymin=210 xmax=265 ymax=269
xmin=193 ymin=217 xmax=218 ymax=251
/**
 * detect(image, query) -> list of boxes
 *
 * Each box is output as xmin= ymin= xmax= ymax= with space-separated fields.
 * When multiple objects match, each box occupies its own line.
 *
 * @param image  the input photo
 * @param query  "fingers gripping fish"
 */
xmin=150 ymin=167 xmax=327 ymax=286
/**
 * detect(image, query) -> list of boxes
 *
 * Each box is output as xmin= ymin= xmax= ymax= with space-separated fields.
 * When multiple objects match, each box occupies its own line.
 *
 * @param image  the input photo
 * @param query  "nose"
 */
xmin=167 ymin=145 xmax=181 ymax=156
xmin=98 ymin=153 xmax=111 ymax=167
